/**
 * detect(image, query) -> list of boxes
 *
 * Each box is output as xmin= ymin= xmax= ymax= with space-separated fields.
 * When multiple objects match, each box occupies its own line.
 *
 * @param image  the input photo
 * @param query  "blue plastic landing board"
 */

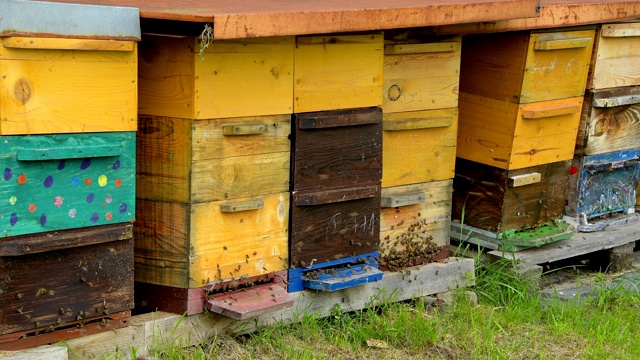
xmin=288 ymin=252 xmax=380 ymax=292
xmin=304 ymin=264 xmax=383 ymax=292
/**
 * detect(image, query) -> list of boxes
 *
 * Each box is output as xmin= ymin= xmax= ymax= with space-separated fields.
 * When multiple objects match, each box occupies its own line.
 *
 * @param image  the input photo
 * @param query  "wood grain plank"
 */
xmin=39 ymin=0 xmax=540 ymax=38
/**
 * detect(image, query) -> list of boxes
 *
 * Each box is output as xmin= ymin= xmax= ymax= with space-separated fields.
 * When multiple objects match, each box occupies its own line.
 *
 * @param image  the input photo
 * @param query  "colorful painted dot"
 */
xmin=570 ymin=166 xmax=578 ymax=176
xmin=40 ymin=214 xmax=47 ymax=226
xmin=9 ymin=196 xmax=17 ymax=205
xmin=10 ymin=213 xmax=18 ymax=226
xmin=17 ymin=174 xmax=27 ymax=185
xmin=71 ymin=176 xmax=80 ymax=186
xmin=80 ymin=159 xmax=91 ymax=170
xmin=115 ymin=179 xmax=122 ymax=188
xmin=58 ymin=160 xmax=66 ymax=171
xmin=87 ymin=193 xmax=95 ymax=203
xmin=28 ymin=204 xmax=36 ymax=213
xmin=85 ymin=178 xmax=93 ymax=186
xmin=90 ymin=212 xmax=99 ymax=223
xmin=4 ymin=168 xmax=12 ymax=181
xmin=54 ymin=196 xmax=64 ymax=207
xmin=105 ymin=212 xmax=113 ymax=221
xmin=44 ymin=175 xmax=54 ymax=188
xmin=113 ymin=160 xmax=121 ymax=170
xmin=68 ymin=208 xmax=77 ymax=218
xmin=98 ymin=175 xmax=108 ymax=187
xmin=119 ymin=203 xmax=127 ymax=213
xmin=104 ymin=194 xmax=113 ymax=204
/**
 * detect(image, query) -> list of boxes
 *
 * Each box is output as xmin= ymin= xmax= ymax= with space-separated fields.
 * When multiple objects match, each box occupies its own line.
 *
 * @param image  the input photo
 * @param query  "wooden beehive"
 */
xmin=566 ymin=149 xmax=640 ymax=219
xmin=588 ymin=22 xmax=640 ymax=90
xmin=457 ymin=93 xmax=583 ymax=169
xmin=0 ymin=132 xmax=136 ymax=237
xmin=0 ymin=37 xmax=137 ymax=135
xmin=138 ymin=34 xmax=294 ymax=119
xmin=135 ymin=115 xmax=291 ymax=290
xmin=382 ymin=34 xmax=461 ymax=113
xmin=379 ymin=179 xmax=452 ymax=270
xmin=0 ymin=224 xmax=133 ymax=349
xmin=293 ymin=33 xmax=384 ymax=112
xmin=452 ymin=158 xmax=571 ymax=234
xmin=460 ymin=29 xmax=595 ymax=104
xmin=575 ymin=86 xmax=640 ymax=156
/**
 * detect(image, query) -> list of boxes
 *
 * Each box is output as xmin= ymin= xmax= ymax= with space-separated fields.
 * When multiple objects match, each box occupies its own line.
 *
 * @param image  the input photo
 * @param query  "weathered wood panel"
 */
xmin=379 ymin=180 xmax=452 ymax=269
xmin=138 ymin=34 xmax=294 ymax=119
xmin=290 ymin=183 xmax=380 ymax=267
xmin=136 ymin=115 xmax=290 ymax=202
xmin=565 ymin=149 xmax=640 ymax=218
xmin=452 ymin=158 xmax=571 ymax=233
xmin=135 ymin=192 xmax=289 ymax=289
xmin=382 ymin=34 xmax=461 ymax=113
xmin=0 ymin=37 xmax=137 ymax=135
xmin=294 ymin=34 xmax=383 ymax=113
xmin=575 ymin=86 xmax=640 ymax=156
xmin=0 ymin=132 xmax=136 ymax=237
xmin=589 ymin=22 xmax=640 ymax=89
xmin=382 ymin=109 xmax=457 ymax=187
xmin=292 ymin=108 xmax=382 ymax=191
xmin=0 ymin=234 xmax=133 ymax=335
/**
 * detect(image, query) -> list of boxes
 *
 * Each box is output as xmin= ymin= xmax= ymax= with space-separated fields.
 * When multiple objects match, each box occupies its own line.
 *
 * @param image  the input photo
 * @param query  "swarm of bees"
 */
xmin=379 ymin=217 xmax=440 ymax=270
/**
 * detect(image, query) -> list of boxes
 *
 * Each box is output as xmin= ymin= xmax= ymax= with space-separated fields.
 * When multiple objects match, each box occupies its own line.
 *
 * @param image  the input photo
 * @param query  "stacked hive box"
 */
xmin=288 ymin=34 xmax=384 ymax=292
xmin=379 ymin=32 xmax=461 ymax=269
xmin=135 ymin=34 xmax=294 ymax=318
xmin=567 ymin=22 xmax=640 ymax=229
xmin=0 ymin=1 xmax=138 ymax=349
xmin=452 ymin=28 xmax=596 ymax=250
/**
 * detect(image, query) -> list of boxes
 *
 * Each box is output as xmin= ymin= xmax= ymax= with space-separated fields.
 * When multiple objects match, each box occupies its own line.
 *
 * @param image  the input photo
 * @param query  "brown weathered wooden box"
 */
xmin=452 ymin=158 xmax=571 ymax=234
xmin=575 ymin=86 xmax=640 ymax=156
xmin=588 ymin=22 xmax=640 ymax=90
xmin=290 ymin=182 xmax=381 ymax=268
xmin=138 ymin=34 xmax=294 ymax=119
xmin=457 ymin=93 xmax=583 ymax=169
xmin=0 ymin=224 xmax=133 ymax=349
xmin=294 ymin=33 xmax=384 ymax=113
xmin=291 ymin=107 xmax=382 ymax=192
xmin=379 ymin=179 xmax=452 ymax=270
xmin=460 ymin=29 xmax=595 ymax=104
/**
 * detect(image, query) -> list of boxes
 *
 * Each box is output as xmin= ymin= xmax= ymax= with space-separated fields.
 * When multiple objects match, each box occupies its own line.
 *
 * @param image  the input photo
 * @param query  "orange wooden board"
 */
xmin=41 ymin=0 xmax=539 ymax=38
xmin=434 ymin=0 xmax=640 ymax=34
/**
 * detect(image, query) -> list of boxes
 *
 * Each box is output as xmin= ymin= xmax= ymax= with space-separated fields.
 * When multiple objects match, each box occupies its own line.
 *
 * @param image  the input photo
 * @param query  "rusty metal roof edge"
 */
xmin=0 ymin=0 xmax=141 ymax=40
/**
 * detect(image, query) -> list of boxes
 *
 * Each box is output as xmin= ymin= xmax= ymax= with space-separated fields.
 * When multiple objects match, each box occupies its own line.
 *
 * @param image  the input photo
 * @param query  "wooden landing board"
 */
xmin=41 ymin=0 xmax=539 ymax=39
xmin=488 ymin=217 xmax=640 ymax=264
xmin=434 ymin=0 xmax=640 ymax=34
xmin=62 ymin=257 xmax=474 ymax=359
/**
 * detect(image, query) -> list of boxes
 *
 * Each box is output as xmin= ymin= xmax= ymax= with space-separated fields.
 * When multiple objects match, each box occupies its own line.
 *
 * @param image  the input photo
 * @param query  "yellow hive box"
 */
xmin=382 ymin=35 xmax=461 ymax=113
xmin=379 ymin=179 xmax=452 ymax=269
xmin=136 ymin=114 xmax=291 ymax=203
xmin=294 ymin=33 xmax=383 ymax=112
xmin=589 ymin=22 xmax=640 ymax=89
xmin=138 ymin=34 xmax=294 ymax=119
xmin=457 ymin=93 xmax=583 ymax=170
xmin=460 ymin=29 xmax=595 ymax=104
xmin=0 ymin=37 xmax=137 ymax=135
xmin=382 ymin=109 xmax=458 ymax=188
xmin=135 ymin=192 xmax=289 ymax=288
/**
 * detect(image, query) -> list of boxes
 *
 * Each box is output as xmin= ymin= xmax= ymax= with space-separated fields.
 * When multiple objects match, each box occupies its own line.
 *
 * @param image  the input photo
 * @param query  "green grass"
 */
xmin=93 ymin=257 xmax=640 ymax=360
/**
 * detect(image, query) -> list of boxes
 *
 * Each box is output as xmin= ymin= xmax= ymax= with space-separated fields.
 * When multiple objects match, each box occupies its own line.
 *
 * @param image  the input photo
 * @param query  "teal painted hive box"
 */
xmin=1 ymin=132 xmax=135 ymax=237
